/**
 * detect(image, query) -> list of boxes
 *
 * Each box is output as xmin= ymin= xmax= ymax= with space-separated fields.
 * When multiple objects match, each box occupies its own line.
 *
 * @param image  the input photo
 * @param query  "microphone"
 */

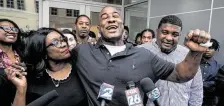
xmin=27 ymin=90 xmax=59 ymax=106
xmin=140 ymin=78 xmax=161 ymax=106
xmin=125 ymin=81 xmax=143 ymax=106
xmin=97 ymin=82 xmax=114 ymax=106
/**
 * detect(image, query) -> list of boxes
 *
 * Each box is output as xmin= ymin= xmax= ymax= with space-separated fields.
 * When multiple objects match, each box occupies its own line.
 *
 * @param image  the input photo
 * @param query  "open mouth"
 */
xmin=106 ymin=25 xmax=118 ymax=30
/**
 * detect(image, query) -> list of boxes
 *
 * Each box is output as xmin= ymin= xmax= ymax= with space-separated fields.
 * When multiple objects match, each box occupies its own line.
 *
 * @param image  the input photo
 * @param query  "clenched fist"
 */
xmin=184 ymin=29 xmax=211 ymax=52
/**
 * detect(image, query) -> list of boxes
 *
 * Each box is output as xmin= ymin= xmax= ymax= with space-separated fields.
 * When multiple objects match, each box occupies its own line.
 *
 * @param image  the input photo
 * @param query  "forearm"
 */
xmin=12 ymin=87 xmax=26 ymax=106
xmin=167 ymin=51 xmax=203 ymax=82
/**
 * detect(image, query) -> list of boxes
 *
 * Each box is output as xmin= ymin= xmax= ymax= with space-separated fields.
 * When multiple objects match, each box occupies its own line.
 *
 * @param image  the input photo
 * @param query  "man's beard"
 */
xmin=78 ymin=31 xmax=89 ymax=39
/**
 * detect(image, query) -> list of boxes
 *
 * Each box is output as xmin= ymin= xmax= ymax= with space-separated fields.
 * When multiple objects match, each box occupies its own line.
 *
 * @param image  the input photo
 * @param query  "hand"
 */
xmin=4 ymin=63 xmax=27 ymax=90
xmin=184 ymin=29 xmax=211 ymax=52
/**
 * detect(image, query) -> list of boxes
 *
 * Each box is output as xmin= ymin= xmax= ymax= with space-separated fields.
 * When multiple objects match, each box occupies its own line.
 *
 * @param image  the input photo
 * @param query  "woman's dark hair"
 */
xmin=0 ymin=18 xmax=23 ymax=58
xmin=89 ymin=31 xmax=96 ymax=38
xmin=140 ymin=28 xmax=155 ymax=38
xmin=24 ymin=27 xmax=67 ymax=79
xmin=135 ymin=33 xmax=141 ymax=43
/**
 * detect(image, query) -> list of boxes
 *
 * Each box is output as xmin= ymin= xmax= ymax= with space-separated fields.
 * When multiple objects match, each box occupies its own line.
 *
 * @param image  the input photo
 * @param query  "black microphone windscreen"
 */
xmin=126 ymin=81 xmax=135 ymax=89
xmin=27 ymin=90 xmax=59 ymax=106
xmin=140 ymin=78 xmax=155 ymax=93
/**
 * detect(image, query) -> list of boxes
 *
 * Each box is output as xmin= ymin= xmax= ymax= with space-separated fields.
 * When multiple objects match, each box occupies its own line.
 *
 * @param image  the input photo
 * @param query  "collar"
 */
xmin=201 ymin=58 xmax=215 ymax=65
xmin=0 ymin=48 xmax=19 ymax=57
xmin=95 ymin=37 xmax=133 ymax=50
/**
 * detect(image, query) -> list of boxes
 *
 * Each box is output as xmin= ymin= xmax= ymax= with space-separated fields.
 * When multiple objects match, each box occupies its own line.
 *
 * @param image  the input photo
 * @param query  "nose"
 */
xmin=108 ymin=16 xmax=116 ymax=24
xmin=59 ymin=41 xmax=68 ymax=48
xmin=165 ymin=34 xmax=173 ymax=41
xmin=81 ymin=24 xmax=87 ymax=29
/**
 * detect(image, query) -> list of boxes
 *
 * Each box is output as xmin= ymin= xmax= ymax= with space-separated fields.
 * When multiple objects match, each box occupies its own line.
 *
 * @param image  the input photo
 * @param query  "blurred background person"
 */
xmin=62 ymin=29 xmax=77 ymax=50
xmin=135 ymin=33 xmax=142 ymax=45
xmin=122 ymin=25 xmax=129 ymax=42
xmin=23 ymin=28 xmax=87 ymax=106
xmin=141 ymin=28 xmax=155 ymax=44
xmin=201 ymin=38 xmax=221 ymax=106
xmin=74 ymin=15 xmax=96 ymax=44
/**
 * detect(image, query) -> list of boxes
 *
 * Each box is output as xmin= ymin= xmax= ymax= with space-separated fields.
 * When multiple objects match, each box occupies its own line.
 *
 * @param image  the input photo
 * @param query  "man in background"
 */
xmin=201 ymin=38 xmax=221 ymax=106
xmin=140 ymin=15 xmax=203 ymax=106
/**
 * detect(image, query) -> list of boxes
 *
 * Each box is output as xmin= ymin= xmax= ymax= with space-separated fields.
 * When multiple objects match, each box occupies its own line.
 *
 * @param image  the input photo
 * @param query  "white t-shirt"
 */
xmin=104 ymin=44 xmax=126 ymax=56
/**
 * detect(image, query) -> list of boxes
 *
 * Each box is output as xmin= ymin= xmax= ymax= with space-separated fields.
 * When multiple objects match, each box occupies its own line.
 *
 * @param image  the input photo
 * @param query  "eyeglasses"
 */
xmin=46 ymin=37 xmax=68 ymax=48
xmin=160 ymin=30 xmax=180 ymax=37
xmin=0 ymin=26 xmax=19 ymax=33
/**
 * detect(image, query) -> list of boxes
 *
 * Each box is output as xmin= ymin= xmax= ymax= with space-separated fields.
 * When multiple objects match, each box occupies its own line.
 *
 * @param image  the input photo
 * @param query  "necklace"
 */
xmin=46 ymin=64 xmax=72 ymax=87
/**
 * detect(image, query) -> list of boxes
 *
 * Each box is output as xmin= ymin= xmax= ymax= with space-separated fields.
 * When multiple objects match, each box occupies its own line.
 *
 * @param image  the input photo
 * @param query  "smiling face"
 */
xmin=99 ymin=6 xmax=124 ymax=41
xmin=0 ymin=21 xmax=18 ymax=44
xmin=156 ymin=23 xmax=181 ymax=53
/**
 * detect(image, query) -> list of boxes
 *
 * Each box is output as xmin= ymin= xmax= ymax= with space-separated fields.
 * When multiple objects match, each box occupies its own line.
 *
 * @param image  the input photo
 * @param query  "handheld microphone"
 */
xmin=97 ymin=82 xmax=114 ymax=106
xmin=27 ymin=90 xmax=59 ymax=106
xmin=140 ymin=78 xmax=161 ymax=106
xmin=125 ymin=81 xmax=143 ymax=106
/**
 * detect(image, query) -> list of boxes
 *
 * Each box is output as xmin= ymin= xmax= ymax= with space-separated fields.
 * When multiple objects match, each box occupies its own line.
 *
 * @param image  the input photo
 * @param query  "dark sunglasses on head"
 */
xmin=0 ymin=25 xmax=19 ymax=33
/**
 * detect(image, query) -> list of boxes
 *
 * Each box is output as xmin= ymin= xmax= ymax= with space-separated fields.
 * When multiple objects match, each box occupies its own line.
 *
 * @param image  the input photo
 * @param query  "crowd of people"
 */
xmin=0 ymin=6 xmax=223 ymax=106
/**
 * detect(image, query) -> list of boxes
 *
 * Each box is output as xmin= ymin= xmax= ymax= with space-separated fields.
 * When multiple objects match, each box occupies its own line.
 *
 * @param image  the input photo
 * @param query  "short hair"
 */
xmin=135 ymin=33 xmax=141 ymax=43
xmin=75 ymin=15 xmax=91 ymax=25
xmin=210 ymin=38 xmax=220 ymax=51
xmin=62 ymin=29 xmax=74 ymax=36
xmin=140 ymin=29 xmax=155 ymax=38
xmin=124 ymin=26 xmax=129 ymax=33
xmin=158 ymin=15 xmax=182 ymax=30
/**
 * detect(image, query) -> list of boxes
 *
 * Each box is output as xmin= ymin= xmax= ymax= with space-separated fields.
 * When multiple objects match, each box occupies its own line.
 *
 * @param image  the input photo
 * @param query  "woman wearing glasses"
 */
xmin=23 ymin=28 xmax=87 ymax=106
xmin=0 ymin=18 xmax=27 ymax=106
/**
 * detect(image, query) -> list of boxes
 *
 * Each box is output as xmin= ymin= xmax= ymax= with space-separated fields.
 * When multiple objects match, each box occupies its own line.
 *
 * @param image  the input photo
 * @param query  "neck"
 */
xmin=76 ymin=33 xmax=89 ymax=43
xmin=0 ymin=42 xmax=13 ymax=54
xmin=203 ymin=57 xmax=212 ymax=62
xmin=102 ymin=38 xmax=124 ymax=46
xmin=47 ymin=60 xmax=69 ymax=72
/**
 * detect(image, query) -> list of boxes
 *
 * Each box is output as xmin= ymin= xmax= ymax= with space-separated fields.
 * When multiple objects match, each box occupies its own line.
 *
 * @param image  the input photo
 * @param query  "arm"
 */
xmin=166 ymin=29 xmax=210 ymax=82
xmin=167 ymin=51 xmax=203 ymax=82
xmin=12 ymin=86 xmax=26 ymax=106
xmin=188 ymin=68 xmax=203 ymax=106
xmin=4 ymin=64 xmax=27 ymax=106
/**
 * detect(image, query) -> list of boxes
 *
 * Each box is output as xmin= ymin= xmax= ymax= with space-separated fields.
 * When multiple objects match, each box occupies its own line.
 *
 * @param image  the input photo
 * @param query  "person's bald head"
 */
xmin=98 ymin=6 xmax=124 ymax=42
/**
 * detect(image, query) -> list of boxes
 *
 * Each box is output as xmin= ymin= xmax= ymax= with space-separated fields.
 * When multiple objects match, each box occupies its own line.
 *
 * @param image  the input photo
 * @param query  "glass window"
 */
xmin=66 ymin=9 xmax=72 ymax=17
xmin=17 ymin=0 xmax=25 ymax=10
xmin=7 ymin=0 xmax=14 ymax=8
xmin=35 ymin=1 xmax=39 ymax=13
xmin=51 ymin=7 xmax=58 ymax=15
xmin=73 ymin=10 xmax=79 ymax=17
xmin=124 ymin=1 xmax=148 ymax=41
xmin=0 ymin=0 xmax=4 ymax=7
